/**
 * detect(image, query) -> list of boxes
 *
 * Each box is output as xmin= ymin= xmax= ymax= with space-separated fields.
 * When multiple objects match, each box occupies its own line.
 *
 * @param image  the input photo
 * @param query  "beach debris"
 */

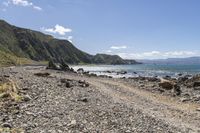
xmin=34 ymin=72 xmax=50 ymax=77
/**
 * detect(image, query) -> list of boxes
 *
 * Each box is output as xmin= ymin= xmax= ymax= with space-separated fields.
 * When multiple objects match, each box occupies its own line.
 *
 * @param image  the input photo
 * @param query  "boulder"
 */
xmin=66 ymin=81 xmax=73 ymax=88
xmin=177 ymin=73 xmax=183 ymax=77
xmin=146 ymin=77 xmax=161 ymax=82
xmin=193 ymin=81 xmax=200 ymax=87
xmin=79 ymin=80 xmax=89 ymax=87
xmin=46 ymin=60 xmax=59 ymax=70
xmin=77 ymin=68 xmax=84 ymax=73
xmin=106 ymin=71 xmax=112 ymax=73
xmin=119 ymin=71 xmax=127 ymax=75
xmin=159 ymin=81 xmax=174 ymax=90
xmin=60 ymin=60 xmax=70 ymax=71
xmin=172 ymin=84 xmax=181 ymax=96
xmin=178 ymin=76 xmax=188 ymax=83
xmin=163 ymin=75 xmax=171 ymax=80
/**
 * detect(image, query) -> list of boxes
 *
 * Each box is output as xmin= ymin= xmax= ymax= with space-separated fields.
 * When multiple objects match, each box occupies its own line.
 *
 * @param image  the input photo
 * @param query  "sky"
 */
xmin=0 ymin=0 xmax=200 ymax=59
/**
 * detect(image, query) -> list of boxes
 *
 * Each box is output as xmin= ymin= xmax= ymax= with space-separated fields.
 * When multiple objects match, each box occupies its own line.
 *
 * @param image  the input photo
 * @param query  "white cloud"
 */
xmin=106 ymin=50 xmax=112 ymax=53
xmin=54 ymin=36 xmax=73 ymax=43
xmin=2 ymin=0 xmax=42 ymax=11
xmin=107 ymin=50 xmax=200 ymax=59
xmin=33 ymin=5 xmax=42 ymax=11
xmin=110 ymin=45 xmax=127 ymax=50
xmin=42 ymin=24 xmax=72 ymax=36
xmin=12 ymin=0 xmax=33 ymax=6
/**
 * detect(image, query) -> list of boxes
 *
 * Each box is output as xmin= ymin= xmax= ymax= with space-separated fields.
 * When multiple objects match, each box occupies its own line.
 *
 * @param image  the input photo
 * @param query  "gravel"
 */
xmin=0 ymin=66 xmax=199 ymax=133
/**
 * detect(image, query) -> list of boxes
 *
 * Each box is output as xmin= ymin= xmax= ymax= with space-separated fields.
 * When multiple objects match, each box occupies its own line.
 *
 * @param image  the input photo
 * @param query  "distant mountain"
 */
xmin=92 ymin=54 xmax=140 ymax=65
xmin=138 ymin=57 xmax=200 ymax=64
xmin=0 ymin=20 xmax=139 ymax=66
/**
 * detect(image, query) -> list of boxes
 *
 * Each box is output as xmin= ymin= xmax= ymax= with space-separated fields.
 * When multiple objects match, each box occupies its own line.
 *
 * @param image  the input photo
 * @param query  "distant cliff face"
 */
xmin=0 ymin=20 xmax=139 ymax=65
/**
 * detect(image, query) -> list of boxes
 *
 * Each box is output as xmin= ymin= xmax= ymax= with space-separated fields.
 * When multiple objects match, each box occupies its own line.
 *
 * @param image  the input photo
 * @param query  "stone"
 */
xmin=60 ymin=78 xmax=72 ymax=83
xmin=77 ymin=68 xmax=84 ymax=73
xmin=66 ymin=82 xmax=72 ymax=88
xmin=46 ymin=60 xmax=59 ymax=70
xmin=180 ymin=98 xmax=190 ymax=102
xmin=78 ymin=98 xmax=88 ymax=102
xmin=3 ymin=75 xmax=10 ymax=78
xmin=146 ymin=77 xmax=160 ymax=82
xmin=34 ymin=72 xmax=50 ymax=77
xmin=163 ymin=75 xmax=171 ymax=80
xmin=178 ymin=76 xmax=188 ymax=82
xmin=23 ymin=94 xmax=32 ymax=101
xmin=0 ymin=93 xmax=10 ymax=98
xmin=196 ymin=108 xmax=200 ymax=111
xmin=193 ymin=82 xmax=200 ymax=87
xmin=172 ymin=84 xmax=181 ymax=96
xmin=194 ymin=87 xmax=200 ymax=90
xmin=60 ymin=60 xmax=70 ymax=71
xmin=70 ymin=120 xmax=77 ymax=125
xmin=159 ymin=81 xmax=174 ymax=90
xmin=22 ymin=87 xmax=29 ymax=90
xmin=2 ymin=123 xmax=12 ymax=128
xmin=177 ymin=73 xmax=183 ymax=76
xmin=119 ymin=71 xmax=127 ymax=75
xmin=106 ymin=71 xmax=112 ymax=73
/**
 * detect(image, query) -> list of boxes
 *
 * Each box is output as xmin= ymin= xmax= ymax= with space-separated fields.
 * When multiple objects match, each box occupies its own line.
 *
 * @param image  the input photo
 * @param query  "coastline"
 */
xmin=0 ymin=66 xmax=200 ymax=132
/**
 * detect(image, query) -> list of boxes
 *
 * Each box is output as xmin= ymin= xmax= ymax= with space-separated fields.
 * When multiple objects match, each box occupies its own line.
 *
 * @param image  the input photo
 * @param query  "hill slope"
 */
xmin=0 ymin=20 xmax=139 ymax=65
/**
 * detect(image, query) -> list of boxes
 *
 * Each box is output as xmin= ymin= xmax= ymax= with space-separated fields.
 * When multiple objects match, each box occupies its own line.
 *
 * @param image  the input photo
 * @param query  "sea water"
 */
xmin=72 ymin=64 xmax=200 ymax=78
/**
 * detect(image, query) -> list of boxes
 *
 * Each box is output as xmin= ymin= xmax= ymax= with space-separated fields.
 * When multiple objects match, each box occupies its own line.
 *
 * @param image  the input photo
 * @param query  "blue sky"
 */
xmin=0 ymin=0 xmax=200 ymax=59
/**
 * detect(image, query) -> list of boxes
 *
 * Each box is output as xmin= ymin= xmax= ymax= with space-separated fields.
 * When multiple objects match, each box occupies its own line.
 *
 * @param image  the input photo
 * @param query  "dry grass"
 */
xmin=0 ymin=79 xmax=22 ymax=102
xmin=0 ymin=128 xmax=24 ymax=133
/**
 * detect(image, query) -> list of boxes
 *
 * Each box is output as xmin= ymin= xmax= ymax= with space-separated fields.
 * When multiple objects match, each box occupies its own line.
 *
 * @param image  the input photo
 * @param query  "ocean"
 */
xmin=72 ymin=64 xmax=200 ymax=78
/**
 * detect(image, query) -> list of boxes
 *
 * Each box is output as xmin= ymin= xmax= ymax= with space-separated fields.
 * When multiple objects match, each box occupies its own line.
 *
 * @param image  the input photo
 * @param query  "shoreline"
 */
xmin=0 ymin=66 xmax=200 ymax=132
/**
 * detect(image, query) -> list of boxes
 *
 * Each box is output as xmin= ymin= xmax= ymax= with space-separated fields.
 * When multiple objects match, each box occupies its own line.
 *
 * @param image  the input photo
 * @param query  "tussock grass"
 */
xmin=0 ymin=50 xmax=33 ymax=67
xmin=0 ymin=128 xmax=24 ymax=133
xmin=0 ymin=79 xmax=22 ymax=102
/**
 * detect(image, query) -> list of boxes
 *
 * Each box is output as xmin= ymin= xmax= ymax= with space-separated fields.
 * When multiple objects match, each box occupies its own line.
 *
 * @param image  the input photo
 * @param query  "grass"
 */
xmin=0 ymin=50 xmax=48 ymax=67
xmin=0 ymin=50 xmax=33 ymax=67
xmin=0 ymin=128 xmax=24 ymax=133
xmin=0 ymin=79 xmax=22 ymax=102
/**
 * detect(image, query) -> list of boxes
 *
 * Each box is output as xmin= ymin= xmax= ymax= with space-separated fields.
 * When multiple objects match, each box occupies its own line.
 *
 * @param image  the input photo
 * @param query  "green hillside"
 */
xmin=0 ymin=20 xmax=139 ymax=66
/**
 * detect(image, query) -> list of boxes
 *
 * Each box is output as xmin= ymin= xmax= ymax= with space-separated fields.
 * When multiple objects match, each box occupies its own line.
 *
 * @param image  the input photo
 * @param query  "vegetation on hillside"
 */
xmin=0 ymin=20 xmax=139 ymax=66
